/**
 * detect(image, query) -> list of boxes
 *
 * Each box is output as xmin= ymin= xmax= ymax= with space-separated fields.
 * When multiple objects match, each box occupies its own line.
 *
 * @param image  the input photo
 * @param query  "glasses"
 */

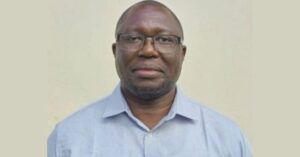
xmin=116 ymin=33 xmax=182 ymax=53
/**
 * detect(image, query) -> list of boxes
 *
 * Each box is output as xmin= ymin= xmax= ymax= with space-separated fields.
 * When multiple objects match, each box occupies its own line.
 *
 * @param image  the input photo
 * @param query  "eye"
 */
xmin=122 ymin=34 xmax=143 ymax=43
xmin=155 ymin=36 xmax=176 ymax=44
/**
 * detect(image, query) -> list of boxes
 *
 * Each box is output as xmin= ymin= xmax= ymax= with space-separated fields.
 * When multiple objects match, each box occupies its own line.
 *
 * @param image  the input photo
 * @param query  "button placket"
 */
xmin=144 ymin=131 xmax=156 ymax=157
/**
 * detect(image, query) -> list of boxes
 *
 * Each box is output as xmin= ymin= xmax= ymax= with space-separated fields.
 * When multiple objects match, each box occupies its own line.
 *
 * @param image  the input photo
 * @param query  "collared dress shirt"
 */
xmin=48 ymin=85 xmax=252 ymax=157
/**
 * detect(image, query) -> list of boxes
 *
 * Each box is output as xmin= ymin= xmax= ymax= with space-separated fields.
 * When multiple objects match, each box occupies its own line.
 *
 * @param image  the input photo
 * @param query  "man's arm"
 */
xmin=47 ymin=127 xmax=57 ymax=157
xmin=239 ymin=130 xmax=252 ymax=157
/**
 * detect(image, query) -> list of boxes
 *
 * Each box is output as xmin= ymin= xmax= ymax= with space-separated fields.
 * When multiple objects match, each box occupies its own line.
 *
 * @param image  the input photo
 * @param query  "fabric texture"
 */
xmin=48 ymin=84 xmax=252 ymax=157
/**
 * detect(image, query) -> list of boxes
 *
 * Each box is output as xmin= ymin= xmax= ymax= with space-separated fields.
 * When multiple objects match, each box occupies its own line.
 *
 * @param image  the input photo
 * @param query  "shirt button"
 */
xmin=146 ymin=132 xmax=153 ymax=138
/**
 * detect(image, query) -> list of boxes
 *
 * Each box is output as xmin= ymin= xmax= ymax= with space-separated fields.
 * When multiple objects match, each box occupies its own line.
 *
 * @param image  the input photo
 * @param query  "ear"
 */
xmin=181 ymin=45 xmax=187 ymax=60
xmin=112 ymin=43 xmax=117 ymax=57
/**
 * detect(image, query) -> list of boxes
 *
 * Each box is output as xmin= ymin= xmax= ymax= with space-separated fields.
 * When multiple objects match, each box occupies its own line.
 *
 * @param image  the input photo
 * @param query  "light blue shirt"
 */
xmin=48 ymin=85 xmax=252 ymax=157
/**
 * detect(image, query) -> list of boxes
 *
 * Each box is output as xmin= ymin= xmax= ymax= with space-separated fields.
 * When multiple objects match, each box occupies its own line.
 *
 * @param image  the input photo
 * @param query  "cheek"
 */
xmin=115 ymin=51 xmax=134 ymax=75
xmin=114 ymin=53 xmax=125 ymax=77
xmin=116 ymin=54 xmax=130 ymax=69
xmin=167 ymin=57 xmax=184 ymax=78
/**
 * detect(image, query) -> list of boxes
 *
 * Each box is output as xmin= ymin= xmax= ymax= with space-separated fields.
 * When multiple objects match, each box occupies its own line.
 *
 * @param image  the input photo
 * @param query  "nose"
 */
xmin=138 ymin=37 xmax=159 ymax=58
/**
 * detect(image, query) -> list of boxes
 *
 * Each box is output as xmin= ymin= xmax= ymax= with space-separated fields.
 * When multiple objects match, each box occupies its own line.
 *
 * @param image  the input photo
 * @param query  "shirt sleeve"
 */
xmin=48 ymin=126 xmax=58 ymax=157
xmin=239 ymin=129 xmax=252 ymax=157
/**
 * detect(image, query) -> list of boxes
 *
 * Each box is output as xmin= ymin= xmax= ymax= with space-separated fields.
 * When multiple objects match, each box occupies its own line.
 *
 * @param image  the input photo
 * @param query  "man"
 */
xmin=48 ymin=1 xmax=252 ymax=157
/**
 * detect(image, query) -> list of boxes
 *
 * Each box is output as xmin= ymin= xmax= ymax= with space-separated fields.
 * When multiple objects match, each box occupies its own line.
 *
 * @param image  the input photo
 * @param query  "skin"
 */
xmin=112 ymin=1 xmax=186 ymax=129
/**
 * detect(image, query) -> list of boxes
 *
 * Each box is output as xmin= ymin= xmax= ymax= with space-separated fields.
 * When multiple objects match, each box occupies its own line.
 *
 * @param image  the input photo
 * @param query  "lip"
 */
xmin=132 ymin=66 xmax=163 ymax=78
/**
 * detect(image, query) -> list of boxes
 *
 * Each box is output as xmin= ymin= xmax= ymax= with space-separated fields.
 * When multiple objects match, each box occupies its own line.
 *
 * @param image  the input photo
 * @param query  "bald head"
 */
xmin=115 ymin=0 xmax=184 ymax=40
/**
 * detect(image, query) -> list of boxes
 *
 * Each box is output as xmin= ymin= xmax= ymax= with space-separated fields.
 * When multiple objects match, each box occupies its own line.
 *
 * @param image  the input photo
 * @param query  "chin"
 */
xmin=126 ymin=80 xmax=174 ymax=100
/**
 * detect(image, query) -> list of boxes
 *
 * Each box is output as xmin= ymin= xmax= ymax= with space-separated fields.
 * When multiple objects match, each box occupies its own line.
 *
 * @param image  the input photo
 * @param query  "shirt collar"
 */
xmin=102 ymin=84 xmax=200 ymax=121
xmin=102 ymin=84 xmax=129 ymax=118
xmin=166 ymin=88 xmax=200 ymax=121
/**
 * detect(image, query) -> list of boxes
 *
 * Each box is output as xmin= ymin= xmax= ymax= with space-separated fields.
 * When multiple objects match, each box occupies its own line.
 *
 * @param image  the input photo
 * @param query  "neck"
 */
xmin=122 ymin=87 xmax=176 ymax=129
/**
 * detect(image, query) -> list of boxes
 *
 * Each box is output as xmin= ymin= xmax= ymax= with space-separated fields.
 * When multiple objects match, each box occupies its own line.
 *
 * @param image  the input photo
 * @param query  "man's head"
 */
xmin=112 ymin=0 xmax=186 ymax=100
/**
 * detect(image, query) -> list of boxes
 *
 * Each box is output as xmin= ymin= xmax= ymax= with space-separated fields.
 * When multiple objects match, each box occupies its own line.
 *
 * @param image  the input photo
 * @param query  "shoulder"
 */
xmin=187 ymin=98 xmax=251 ymax=156
xmin=54 ymin=96 xmax=109 ymax=136
xmin=199 ymin=102 xmax=241 ymax=132
xmin=183 ymin=96 xmax=240 ymax=131
xmin=182 ymin=95 xmax=245 ymax=138
xmin=48 ymin=97 xmax=111 ymax=156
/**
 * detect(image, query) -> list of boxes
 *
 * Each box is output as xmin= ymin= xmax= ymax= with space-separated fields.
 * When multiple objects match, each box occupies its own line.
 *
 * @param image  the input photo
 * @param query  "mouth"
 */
xmin=132 ymin=66 xmax=163 ymax=78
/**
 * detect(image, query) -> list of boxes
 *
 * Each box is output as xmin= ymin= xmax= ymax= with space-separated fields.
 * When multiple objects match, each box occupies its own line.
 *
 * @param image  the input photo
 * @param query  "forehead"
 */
xmin=117 ymin=5 xmax=182 ymax=37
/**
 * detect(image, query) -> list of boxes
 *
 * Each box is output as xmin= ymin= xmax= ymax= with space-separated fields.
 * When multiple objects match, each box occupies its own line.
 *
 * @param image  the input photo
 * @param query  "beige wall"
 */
xmin=46 ymin=0 xmax=300 ymax=157
xmin=3 ymin=0 xmax=300 ymax=157
xmin=48 ymin=0 xmax=252 ymax=147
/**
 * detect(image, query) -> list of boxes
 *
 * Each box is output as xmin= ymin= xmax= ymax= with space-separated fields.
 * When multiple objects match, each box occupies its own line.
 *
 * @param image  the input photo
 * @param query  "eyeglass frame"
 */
xmin=115 ymin=33 xmax=184 ymax=53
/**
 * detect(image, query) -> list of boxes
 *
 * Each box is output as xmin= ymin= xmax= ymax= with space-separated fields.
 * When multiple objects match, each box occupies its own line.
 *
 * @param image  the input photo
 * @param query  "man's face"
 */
xmin=112 ymin=5 xmax=186 ymax=100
